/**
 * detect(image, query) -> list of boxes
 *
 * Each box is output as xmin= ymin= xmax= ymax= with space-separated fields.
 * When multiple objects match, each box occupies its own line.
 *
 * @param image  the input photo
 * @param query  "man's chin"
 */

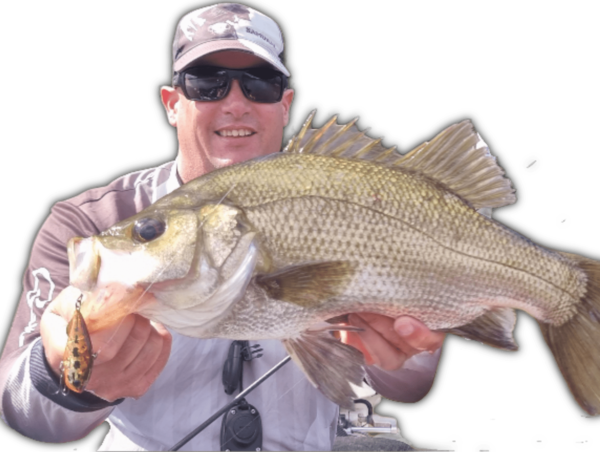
xmin=210 ymin=150 xmax=269 ymax=169
xmin=210 ymin=155 xmax=245 ymax=170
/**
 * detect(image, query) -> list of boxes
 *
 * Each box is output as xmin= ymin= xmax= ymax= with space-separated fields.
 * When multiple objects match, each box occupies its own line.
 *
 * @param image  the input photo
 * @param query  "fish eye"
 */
xmin=133 ymin=218 xmax=166 ymax=243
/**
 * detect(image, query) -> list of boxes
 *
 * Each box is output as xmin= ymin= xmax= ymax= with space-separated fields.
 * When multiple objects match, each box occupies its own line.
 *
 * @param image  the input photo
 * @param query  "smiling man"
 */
xmin=0 ymin=4 xmax=443 ymax=450
xmin=163 ymin=50 xmax=294 ymax=181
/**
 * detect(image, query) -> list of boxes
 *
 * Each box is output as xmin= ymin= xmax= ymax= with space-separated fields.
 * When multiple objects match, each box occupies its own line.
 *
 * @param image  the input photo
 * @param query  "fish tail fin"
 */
xmin=537 ymin=251 xmax=600 ymax=416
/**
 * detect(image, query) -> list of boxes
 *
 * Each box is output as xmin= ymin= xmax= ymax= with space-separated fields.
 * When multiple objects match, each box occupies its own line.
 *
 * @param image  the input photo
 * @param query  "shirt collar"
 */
xmin=152 ymin=161 xmax=182 ymax=203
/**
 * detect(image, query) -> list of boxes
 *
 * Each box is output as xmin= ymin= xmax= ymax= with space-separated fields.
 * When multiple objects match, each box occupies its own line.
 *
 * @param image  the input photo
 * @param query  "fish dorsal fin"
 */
xmin=284 ymin=112 xmax=516 ymax=210
xmin=397 ymin=120 xmax=516 ymax=210
xmin=283 ymin=110 xmax=397 ymax=161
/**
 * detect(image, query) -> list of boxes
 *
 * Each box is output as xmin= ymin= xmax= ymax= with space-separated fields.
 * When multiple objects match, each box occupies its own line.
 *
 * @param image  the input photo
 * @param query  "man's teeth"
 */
xmin=218 ymin=129 xmax=253 ymax=137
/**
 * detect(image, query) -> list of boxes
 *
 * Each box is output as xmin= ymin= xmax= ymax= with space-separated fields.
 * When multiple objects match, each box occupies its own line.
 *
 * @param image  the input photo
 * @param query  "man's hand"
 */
xmin=41 ymin=285 xmax=172 ymax=401
xmin=342 ymin=313 xmax=445 ymax=371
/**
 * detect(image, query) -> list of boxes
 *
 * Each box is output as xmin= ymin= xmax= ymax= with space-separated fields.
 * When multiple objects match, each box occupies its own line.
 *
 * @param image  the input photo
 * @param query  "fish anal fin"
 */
xmin=256 ymin=261 xmax=354 ymax=308
xmin=282 ymin=329 xmax=365 ymax=409
xmin=442 ymin=308 xmax=518 ymax=350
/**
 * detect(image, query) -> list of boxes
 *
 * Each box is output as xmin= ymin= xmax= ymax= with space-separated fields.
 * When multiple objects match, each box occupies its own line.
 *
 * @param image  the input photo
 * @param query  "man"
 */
xmin=0 ymin=4 xmax=443 ymax=450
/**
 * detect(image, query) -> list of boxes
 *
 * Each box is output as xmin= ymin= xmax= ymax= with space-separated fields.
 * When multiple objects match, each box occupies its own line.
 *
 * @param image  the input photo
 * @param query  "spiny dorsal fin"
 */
xmin=283 ymin=110 xmax=394 ymax=159
xmin=284 ymin=112 xmax=516 ymax=211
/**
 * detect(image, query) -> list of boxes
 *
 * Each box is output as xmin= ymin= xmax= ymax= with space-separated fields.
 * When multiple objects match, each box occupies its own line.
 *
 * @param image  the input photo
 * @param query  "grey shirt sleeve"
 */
xmin=0 ymin=202 xmax=121 ymax=442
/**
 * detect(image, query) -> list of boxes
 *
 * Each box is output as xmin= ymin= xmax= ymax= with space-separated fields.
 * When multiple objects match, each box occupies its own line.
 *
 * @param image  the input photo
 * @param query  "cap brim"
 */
xmin=173 ymin=40 xmax=290 ymax=77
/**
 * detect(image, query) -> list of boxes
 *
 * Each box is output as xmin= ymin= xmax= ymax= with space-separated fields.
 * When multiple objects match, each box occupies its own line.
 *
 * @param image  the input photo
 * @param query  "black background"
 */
xmin=1 ymin=1 xmax=600 ymax=450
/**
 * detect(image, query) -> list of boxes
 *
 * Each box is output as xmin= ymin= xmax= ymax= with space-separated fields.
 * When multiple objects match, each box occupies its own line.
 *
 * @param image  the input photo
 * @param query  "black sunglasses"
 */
xmin=173 ymin=66 xmax=288 ymax=104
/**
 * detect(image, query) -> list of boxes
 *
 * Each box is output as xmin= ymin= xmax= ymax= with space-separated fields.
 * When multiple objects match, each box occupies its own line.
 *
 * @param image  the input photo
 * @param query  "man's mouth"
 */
xmin=216 ymin=129 xmax=255 ymax=137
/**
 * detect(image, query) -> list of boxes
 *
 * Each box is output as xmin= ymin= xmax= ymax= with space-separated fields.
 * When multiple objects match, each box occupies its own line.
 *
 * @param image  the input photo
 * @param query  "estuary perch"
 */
xmin=67 ymin=112 xmax=600 ymax=413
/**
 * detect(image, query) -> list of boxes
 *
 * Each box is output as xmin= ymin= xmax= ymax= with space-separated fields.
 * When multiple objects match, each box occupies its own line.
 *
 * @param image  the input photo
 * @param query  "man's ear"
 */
xmin=281 ymin=89 xmax=294 ymax=127
xmin=160 ymin=86 xmax=180 ymax=127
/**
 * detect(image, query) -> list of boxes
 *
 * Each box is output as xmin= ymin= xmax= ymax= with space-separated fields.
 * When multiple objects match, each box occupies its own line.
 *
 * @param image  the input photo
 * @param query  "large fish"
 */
xmin=68 ymin=112 xmax=600 ymax=413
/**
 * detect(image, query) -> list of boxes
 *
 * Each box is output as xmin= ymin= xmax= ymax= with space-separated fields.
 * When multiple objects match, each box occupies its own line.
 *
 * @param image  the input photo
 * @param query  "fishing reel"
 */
xmin=220 ymin=397 xmax=262 ymax=451
xmin=222 ymin=340 xmax=263 ymax=395
xmin=338 ymin=393 xmax=399 ymax=436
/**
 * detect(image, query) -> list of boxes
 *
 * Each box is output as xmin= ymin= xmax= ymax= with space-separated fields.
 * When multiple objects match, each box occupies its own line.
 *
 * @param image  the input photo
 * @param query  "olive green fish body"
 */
xmin=174 ymin=152 xmax=584 ymax=338
xmin=67 ymin=113 xmax=600 ymax=413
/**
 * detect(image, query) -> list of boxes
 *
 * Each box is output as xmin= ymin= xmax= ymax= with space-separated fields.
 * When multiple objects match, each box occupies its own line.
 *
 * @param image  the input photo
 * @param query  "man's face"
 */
xmin=162 ymin=51 xmax=294 ymax=182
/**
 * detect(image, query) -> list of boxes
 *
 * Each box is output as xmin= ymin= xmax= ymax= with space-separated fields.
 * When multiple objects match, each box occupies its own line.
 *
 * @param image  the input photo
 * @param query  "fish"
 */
xmin=66 ymin=111 xmax=600 ymax=413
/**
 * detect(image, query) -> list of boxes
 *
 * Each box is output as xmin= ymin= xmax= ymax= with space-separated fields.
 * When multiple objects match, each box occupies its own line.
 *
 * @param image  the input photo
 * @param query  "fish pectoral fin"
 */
xmin=282 ymin=329 xmax=365 ymax=409
xmin=441 ymin=308 xmax=518 ymax=350
xmin=308 ymin=322 xmax=363 ymax=333
xmin=255 ymin=261 xmax=354 ymax=308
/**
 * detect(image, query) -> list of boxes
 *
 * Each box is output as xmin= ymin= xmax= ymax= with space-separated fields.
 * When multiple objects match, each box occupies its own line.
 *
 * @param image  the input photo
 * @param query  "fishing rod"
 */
xmin=169 ymin=354 xmax=291 ymax=451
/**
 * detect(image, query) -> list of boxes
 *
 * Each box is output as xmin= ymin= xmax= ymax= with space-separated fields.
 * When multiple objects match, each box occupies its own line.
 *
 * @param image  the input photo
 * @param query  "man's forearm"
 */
xmin=365 ymin=348 xmax=442 ymax=403
xmin=1 ymin=339 xmax=117 ymax=443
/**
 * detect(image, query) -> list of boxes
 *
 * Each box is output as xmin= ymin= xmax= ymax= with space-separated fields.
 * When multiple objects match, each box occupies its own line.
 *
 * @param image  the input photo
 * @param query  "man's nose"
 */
xmin=220 ymin=79 xmax=252 ymax=116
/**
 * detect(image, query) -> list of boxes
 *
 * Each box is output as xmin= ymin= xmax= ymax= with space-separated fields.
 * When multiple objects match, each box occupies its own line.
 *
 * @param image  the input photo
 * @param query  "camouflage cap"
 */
xmin=172 ymin=3 xmax=290 ymax=76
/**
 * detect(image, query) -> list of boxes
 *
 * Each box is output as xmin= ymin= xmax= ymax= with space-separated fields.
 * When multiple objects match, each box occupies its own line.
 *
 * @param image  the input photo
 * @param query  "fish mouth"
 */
xmin=68 ymin=237 xmax=100 ymax=291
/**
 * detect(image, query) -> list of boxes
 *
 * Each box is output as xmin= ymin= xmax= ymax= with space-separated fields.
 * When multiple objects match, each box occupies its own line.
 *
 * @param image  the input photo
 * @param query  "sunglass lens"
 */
xmin=242 ymin=72 xmax=283 ymax=103
xmin=183 ymin=69 xmax=230 ymax=101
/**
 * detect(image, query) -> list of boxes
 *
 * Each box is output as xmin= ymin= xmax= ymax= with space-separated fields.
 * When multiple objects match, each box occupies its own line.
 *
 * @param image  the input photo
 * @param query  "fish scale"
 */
xmin=67 ymin=113 xmax=600 ymax=413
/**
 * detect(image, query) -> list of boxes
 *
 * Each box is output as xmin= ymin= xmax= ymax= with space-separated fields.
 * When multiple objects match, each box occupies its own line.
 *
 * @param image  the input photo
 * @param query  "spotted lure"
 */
xmin=61 ymin=294 xmax=94 ymax=393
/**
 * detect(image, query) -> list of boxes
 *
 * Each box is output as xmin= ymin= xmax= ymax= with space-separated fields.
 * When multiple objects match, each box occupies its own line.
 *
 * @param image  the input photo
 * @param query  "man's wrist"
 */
xmin=30 ymin=339 xmax=124 ymax=413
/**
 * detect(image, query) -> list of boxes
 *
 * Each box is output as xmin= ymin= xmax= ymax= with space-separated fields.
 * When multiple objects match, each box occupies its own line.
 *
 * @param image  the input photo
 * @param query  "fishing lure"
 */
xmin=60 ymin=294 xmax=94 ymax=393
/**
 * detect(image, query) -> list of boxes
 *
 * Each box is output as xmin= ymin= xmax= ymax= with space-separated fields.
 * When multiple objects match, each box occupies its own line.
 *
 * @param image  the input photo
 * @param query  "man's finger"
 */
xmin=121 ymin=323 xmax=173 ymax=400
xmin=90 ymin=314 xmax=137 ymax=365
xmin=110 ymin=315 xmax=153 ymax=370
xmin=354 ymin=313 xmax=420 ymax=357
xmin=348 ymin=314 xmax=408 ymax=370
xmin=87 ymin=323 xmax=172 ymax=401
xmin=394 ymin=317 xmax=445 ymax=352
xmin=343 ymin=330 xmax=377 ymax=366
xmin=353 ymin=313 xmax=396 ymax=339
xmin=138 ymin=324 xmax=172 ymax=396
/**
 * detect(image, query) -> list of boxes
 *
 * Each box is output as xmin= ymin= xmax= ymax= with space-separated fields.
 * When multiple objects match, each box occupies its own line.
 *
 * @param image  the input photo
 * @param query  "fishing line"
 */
xmin=212 ymin=323 xmax=361 ymax=450
xmin=169 ymin=354 xmax=291 ymax=451
xmin=218 ymin=349 xmax=316 ymax=451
